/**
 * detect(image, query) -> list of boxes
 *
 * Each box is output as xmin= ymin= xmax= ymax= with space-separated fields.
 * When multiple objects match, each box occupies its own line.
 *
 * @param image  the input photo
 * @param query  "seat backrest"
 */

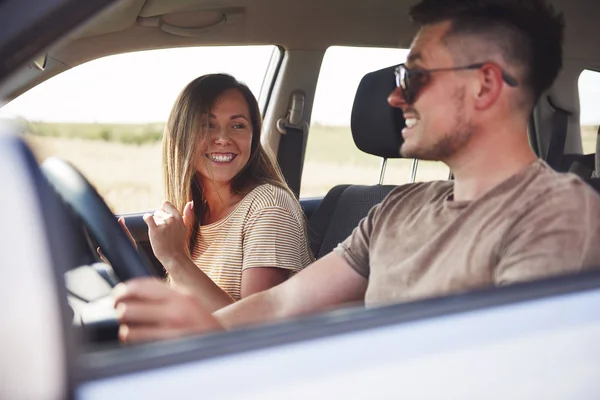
xmin=585 ymin=177 xmax=600 ymax=194
xmin=309 ymin=184 xmax=397 ymax=259
xmin=307 ymin=65 xmax=406 ymax=259
xmin=567 ymin=126 xmax=600 ymax=180
xmin=561 ymin=153 xmax=595 ymax=178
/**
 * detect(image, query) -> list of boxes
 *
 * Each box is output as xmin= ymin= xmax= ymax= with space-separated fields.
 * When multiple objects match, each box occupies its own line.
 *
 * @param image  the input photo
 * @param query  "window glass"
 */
xmin=1 ymin=46 xmax=279 ymax=213
xmin=382 ymin=159 xmax=450 ymax=184
xmin=415 ymin=161 xmax=450 ymax=182
xmin=578 ymin=69 xmax=600 ymax=154
xmin=302 ymin=46 xmax=449 ymax=197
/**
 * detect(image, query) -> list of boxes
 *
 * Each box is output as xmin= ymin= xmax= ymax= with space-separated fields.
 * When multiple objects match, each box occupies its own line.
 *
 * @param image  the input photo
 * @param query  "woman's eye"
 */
xmin=232 ymin=123 xmax=246 ymax=130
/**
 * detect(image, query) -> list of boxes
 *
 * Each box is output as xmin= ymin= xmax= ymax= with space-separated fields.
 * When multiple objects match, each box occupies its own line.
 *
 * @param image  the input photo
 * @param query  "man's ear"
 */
xmin=473 ymin=64 xmax=504 ymax=110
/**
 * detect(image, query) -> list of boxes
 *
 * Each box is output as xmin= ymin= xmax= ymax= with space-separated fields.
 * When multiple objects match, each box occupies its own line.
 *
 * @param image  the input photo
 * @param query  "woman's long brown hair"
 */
xmin=162 ymin=73 xmax=301 ymax=254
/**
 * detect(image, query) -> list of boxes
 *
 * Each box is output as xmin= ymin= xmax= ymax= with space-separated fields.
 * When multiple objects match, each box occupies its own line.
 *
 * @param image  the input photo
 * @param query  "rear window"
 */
xmin=302 ymin=46 xmax=449 ymax=198
xmin=578 ymin=69 xmax=600 ymax=154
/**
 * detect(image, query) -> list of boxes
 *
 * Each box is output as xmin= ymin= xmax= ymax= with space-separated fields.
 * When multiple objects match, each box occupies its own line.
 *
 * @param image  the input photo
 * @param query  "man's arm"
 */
xmin=114 ymin=252 xmax=367 ymax=342
xmin=216 ymin=252 xmax=368 ymax=329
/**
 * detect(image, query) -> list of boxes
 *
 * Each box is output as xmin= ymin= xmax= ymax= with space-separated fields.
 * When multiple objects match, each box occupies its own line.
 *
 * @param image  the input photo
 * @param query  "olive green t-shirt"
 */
xmin=335 ymin=160 xmax=600 ymax=307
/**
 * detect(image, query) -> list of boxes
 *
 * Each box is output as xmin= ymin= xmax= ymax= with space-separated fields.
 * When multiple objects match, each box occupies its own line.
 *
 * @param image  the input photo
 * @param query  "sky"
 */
xmin=2 ymin=45 xmax=600 ymax=126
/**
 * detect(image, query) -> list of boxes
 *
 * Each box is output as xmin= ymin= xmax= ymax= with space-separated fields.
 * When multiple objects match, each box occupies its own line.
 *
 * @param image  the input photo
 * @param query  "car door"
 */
xmin=75 ymin=271 xmax=600 ymax=399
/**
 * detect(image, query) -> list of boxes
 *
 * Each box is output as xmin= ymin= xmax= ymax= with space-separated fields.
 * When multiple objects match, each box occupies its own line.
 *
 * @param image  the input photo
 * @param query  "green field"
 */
xmin=581 ymin=124 xmax=598 ymax=154
xmin=17 ymin=121 xmax=599 ymax=213
xmin=21 ymin=120 xmax=600 ymax=157
xmin=21 ymin=120 xmax=384 ymax=166
xmin=305 ymin=123 xmax=383 ymax=167
xmin=21 ymin=120 xmax=164 ymax=145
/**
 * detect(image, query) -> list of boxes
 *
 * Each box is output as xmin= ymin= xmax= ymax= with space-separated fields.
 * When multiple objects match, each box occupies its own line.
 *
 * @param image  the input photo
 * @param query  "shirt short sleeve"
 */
xmin=242 ymin=206 xmax=312 ymax=272
xmin=333 ymin=202 xmax=382 ymax=278
xmin=496 ymin=182 xmax=600 ymax=284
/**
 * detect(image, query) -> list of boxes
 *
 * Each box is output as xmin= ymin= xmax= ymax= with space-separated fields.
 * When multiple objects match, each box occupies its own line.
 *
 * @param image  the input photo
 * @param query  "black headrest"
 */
xmin=350 ymin=65 xmax=406 ymax=159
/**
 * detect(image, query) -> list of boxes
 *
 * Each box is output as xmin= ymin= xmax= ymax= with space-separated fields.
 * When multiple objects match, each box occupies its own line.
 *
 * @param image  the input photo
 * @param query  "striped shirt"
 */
xmin=191 ymin=183 xmax=313 ymax=300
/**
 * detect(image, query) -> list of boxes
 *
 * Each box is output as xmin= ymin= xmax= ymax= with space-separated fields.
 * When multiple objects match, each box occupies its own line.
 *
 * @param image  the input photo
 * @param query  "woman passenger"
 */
xmin=135 ymin=73 xmax=313 ymax=312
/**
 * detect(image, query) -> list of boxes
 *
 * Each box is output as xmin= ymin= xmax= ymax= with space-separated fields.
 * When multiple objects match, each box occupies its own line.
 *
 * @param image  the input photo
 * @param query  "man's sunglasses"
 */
xmin=393 ymin=63 xmax=519 ymax=105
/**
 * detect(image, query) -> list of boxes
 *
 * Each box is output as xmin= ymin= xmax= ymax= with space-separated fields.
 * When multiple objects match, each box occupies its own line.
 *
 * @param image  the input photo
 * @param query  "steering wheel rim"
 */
xmin=41 ymin=157 xmax=152 ymax=281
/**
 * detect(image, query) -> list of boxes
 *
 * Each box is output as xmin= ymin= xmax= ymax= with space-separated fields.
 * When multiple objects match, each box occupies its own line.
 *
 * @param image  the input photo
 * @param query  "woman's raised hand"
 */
xmin=143 ymin=201 xmax=194 ymax=268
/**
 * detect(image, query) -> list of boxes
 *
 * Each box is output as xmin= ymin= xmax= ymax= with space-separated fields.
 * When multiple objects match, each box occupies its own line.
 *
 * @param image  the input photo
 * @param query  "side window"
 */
xmin=389 ymin=159 xmax=451 ymax=183
xmin=1 ymin=46 xmax=279 ymax=213
xmin=302 ymin=46 xmax=449 ymax=198
xmin=578 ymin=69 xmax=600 ymax=154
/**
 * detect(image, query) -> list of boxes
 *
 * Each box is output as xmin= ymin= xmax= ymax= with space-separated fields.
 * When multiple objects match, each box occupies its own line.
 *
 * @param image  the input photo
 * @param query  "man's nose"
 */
xmin=388 ymin=87 xmax=407 ymax=109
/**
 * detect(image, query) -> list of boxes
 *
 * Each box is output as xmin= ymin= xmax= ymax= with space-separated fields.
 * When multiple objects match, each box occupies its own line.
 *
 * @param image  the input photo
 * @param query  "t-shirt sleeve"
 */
xmin=333 ymin=202 xmax=382 ymax=278
xmin=495 ymin=184 xmax=600 ymax=285
xmin=242 ymin=205 xmax=311 ymax=272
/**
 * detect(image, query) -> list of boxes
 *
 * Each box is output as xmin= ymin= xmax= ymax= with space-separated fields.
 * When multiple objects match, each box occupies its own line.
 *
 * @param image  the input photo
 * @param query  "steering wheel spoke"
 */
xmin=41 ymin=157 xmax=153 ymax=281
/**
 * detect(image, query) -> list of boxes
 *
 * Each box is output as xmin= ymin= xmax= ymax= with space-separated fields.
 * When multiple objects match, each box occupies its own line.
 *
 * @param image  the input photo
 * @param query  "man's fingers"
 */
xmin=116 ymin=300 xmax=169 ymax=325
xmin=113 ymin=279 xmax=225 ymax=344
xmin=119 ymin=324 xmax=184 ymax=344
xmin=113 ymin=278 xmax=172 ymax=305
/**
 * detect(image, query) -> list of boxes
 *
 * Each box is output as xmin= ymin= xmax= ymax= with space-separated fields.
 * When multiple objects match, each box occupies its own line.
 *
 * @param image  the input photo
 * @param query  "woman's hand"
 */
xmin=113 ymin=277 xmax=222 ymax=343
xmin=142 ymin=201 xmax=236 ymax=312
xmin=143 ymin=201 xmax=194 ymax=268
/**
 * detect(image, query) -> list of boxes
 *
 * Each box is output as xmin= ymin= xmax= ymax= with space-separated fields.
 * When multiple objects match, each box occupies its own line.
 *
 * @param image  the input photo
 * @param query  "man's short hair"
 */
xmin=409 ymin=0 xmax=565 ymax=108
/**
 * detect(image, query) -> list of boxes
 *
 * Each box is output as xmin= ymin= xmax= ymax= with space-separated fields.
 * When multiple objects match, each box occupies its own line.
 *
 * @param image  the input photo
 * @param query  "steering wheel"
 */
xmin=41 ymin=157 xmax=152 ymax=282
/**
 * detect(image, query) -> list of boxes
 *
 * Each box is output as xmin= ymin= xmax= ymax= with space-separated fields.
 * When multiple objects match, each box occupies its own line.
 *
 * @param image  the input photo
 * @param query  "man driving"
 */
xmin=113 ymin=0 xmax=600 ymax=342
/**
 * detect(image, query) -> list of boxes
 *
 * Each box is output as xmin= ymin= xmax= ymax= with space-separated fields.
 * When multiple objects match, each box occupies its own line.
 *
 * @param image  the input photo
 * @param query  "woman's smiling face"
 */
xmin=195 ymin=88 xmax=253 ymax=187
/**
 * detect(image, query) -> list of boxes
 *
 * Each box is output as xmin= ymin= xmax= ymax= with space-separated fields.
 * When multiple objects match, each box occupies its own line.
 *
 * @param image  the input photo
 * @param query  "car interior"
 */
xmin=2 ymin=0 xmax=600 ymax=384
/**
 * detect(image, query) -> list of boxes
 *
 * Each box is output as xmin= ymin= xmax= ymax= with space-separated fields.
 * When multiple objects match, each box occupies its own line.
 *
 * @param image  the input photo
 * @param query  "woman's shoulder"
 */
xmin=242 ymin=183 xmax=299 ymax=214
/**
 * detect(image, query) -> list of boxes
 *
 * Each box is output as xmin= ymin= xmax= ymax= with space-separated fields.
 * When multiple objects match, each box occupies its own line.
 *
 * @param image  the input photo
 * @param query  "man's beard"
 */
xmin=400 ymin=87 xmax=473 ymax=161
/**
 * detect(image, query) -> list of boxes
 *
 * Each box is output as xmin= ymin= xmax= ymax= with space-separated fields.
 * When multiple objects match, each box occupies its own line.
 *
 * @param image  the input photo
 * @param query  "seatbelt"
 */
xmin=276 ymin=90 xmax=307 ymax=198
xmin=545 ymin=96 xmax=570 ymax=170
xmin=277 ymin=125 xmax=307 ymax=198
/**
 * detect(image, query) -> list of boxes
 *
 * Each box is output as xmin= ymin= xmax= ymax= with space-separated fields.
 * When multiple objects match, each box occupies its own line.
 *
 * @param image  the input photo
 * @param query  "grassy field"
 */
xmin=26 ymin=135 xmax=164 ymax=214
xmin=22 ymin=120 xmax=164 ymax=144
xmin=581 ymin=124 xmax=597 ymax=154
xmin=19 ymin=121 xmax=598 ymax=214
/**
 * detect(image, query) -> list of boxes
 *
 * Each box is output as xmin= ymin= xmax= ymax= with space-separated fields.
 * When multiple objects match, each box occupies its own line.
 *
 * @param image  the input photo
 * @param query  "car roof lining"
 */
xmin=66 ymin=0 xmax=600 ymax=56
xmin=3 ymin=0 xmax=600 ymax=103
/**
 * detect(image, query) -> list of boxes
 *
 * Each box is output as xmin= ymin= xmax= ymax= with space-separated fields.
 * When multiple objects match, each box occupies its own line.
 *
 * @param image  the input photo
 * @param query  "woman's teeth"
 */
xmin=208 ymin=153 xmax=235 ymax=162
